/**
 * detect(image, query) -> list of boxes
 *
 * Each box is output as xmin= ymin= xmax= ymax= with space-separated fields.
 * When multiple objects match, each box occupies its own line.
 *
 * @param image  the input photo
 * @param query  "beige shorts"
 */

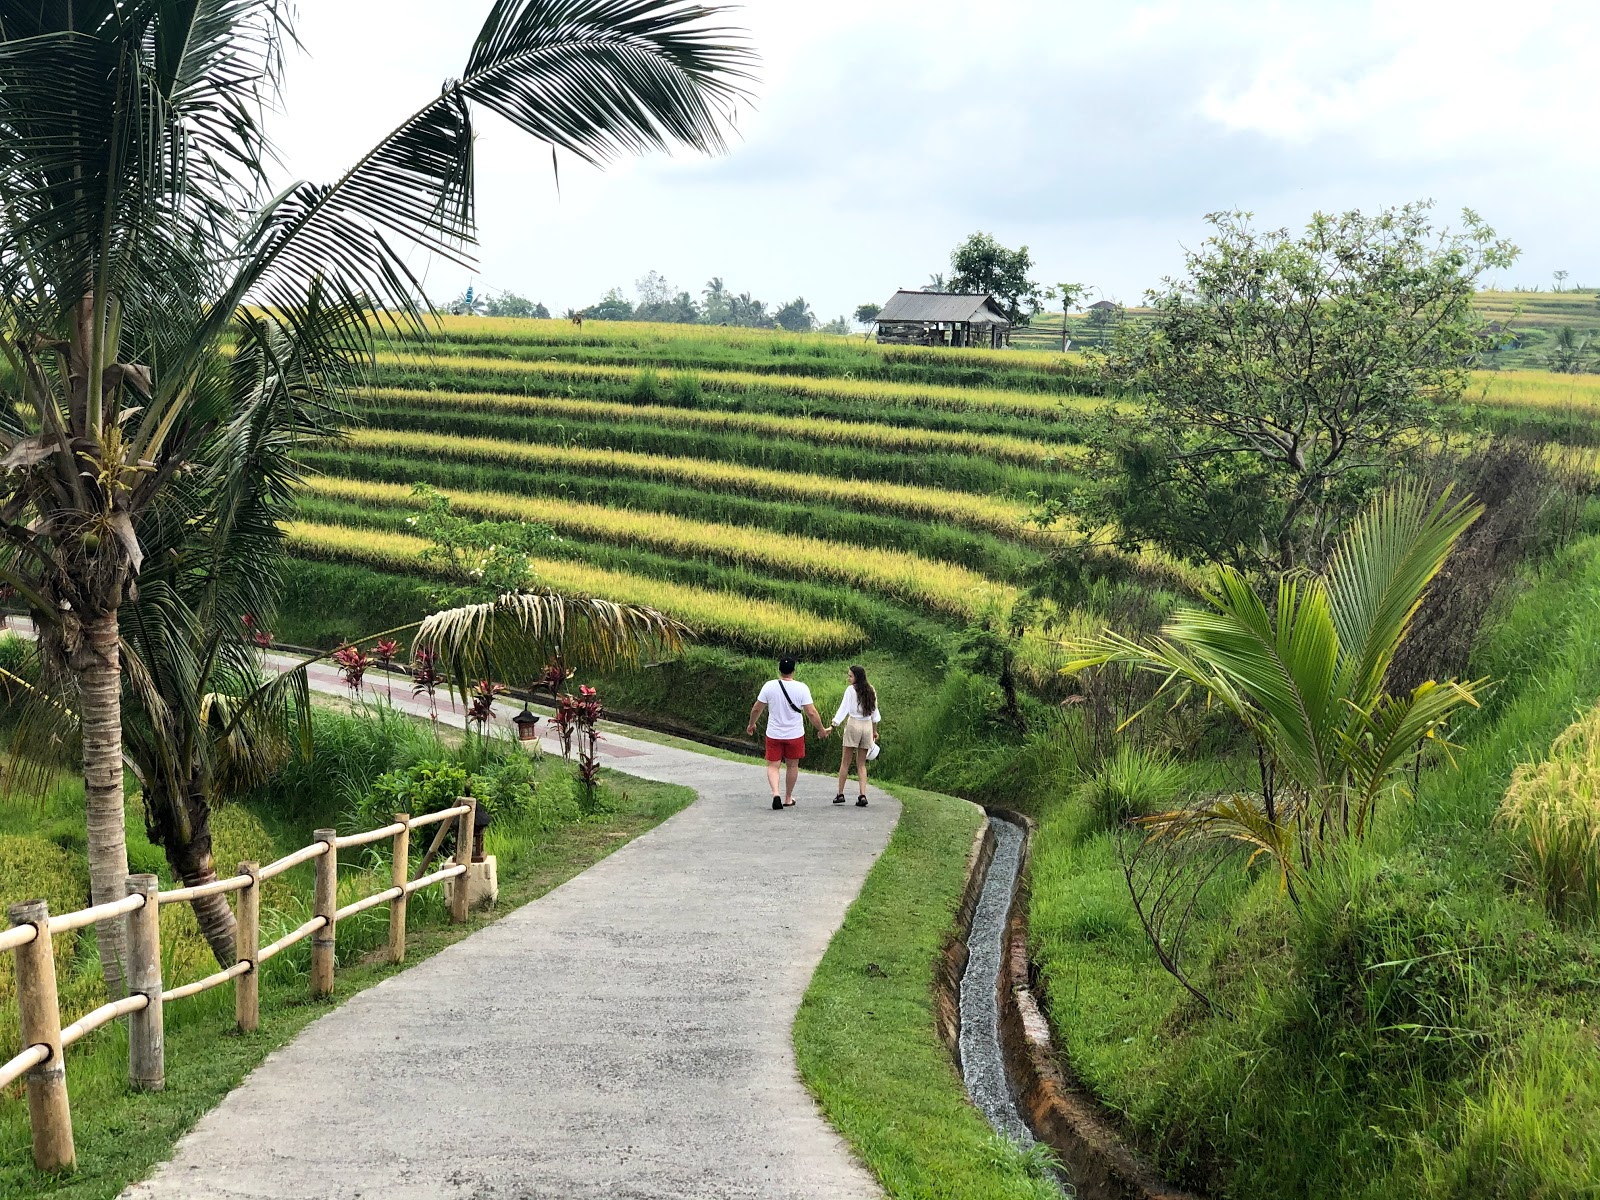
xmin=842 ymin=716 xmax=875 ymax=749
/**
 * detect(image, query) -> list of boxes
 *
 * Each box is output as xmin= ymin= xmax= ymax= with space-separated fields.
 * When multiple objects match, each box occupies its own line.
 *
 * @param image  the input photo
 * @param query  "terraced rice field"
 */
xmin=289 ymin=318 xmax=1600 ymax=665
xmin=291 ymin=319 xmax=1093 ymax=662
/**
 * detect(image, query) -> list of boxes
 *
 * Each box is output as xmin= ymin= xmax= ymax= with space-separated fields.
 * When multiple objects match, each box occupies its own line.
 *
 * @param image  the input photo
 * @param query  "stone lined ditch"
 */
xmin=958 ymin=815 xmax=1055 ymax=1156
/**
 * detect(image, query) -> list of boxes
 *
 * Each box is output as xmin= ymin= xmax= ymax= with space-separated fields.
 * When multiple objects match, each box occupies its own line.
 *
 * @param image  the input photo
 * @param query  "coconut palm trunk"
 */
xmin=77 ymin=612 xmax=131 ymax=994
xmin=0 ymin=0 xmax=750 ymax=983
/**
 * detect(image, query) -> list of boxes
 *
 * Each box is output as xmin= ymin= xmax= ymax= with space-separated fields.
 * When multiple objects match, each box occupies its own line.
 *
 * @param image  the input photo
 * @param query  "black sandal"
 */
xmin=783 ymin=798 xmax=796 ymax=807
xmin=833 ymin=793 xmax=846 ymax=804
xmin=856 ymin=795 xmax=868 ymax=807
xmin=772 ymin=794 xmax=783 ymax=810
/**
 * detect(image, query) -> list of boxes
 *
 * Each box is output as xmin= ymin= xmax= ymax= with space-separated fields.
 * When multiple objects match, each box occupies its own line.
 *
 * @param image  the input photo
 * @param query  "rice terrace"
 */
xmin=4 ymin=3 xmax=1600 ymax=1200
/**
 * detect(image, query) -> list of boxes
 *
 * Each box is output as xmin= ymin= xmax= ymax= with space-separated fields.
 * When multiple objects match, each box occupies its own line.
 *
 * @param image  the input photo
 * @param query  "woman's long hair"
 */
xmin=849 ymin=665 xmax=877 ymax=717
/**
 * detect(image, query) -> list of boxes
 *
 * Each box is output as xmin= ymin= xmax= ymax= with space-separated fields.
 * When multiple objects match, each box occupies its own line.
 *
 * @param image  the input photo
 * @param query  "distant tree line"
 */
xmin=448 ymin=288 xmax=551 ymax=319
xmin=579 ymin=272 xmax=849 ymax=333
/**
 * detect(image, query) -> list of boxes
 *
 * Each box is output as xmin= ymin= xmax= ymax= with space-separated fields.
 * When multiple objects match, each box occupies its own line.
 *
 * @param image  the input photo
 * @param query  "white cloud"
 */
xmin=267 ymin=0 xmax=1600 ymax=318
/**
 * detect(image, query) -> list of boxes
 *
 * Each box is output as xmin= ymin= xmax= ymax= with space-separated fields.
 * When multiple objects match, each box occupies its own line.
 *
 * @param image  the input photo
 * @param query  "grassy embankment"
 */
xmin=0 ymin=697 xmax=692 ymax=1200
xmin=1026 ymin=529 xmax=1600 ymax=1199
xmin=795 ymin=783 xmax=1059 ymax=1200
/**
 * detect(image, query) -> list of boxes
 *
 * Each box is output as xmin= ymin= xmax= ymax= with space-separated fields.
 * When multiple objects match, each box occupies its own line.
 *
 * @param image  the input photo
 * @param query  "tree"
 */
xmin=583 ymin=287 xmax=636 ymax=321
xmin=1047 ymin=282 xmax=1087 ymax=351
xmin=633 ymin=272 xmax=699 ymax=324
xmin=819 ymin=315 xmax=849 ymax=335
xmin=0 ymin=0 xmax=751 ymax=994
xmin=773 ymin=297 xmax=816 ymax=332
xmin=726 ymin=291 xmax=771 ymax=328
xmin=702 ymin=276 xmax=732 ymax=324
xmin=1085 ymin=204 xmax=1518 ymax=575
xmin=853 ymin=303 xmax=882 ymax=326
xmin=947 ymin=232 xmax=1042 ymax=325
xmin=925 ymin=272 xmax=947 ymax=293
xmin=1553 ymin=269 xmax=1569 ymax=292
xmin=483 ymin=291 xmax=549 ymax=318
xmin=1067 ymin=487 xmax=1485 ymax=999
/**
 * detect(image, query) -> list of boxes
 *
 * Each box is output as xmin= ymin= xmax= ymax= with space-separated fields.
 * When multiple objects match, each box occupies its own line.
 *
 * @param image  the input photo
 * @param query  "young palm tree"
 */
xmin=0 ymin=0 xmax=751 ymax=993
xmin=1066 ymin=485 xmax=1487 ymax=900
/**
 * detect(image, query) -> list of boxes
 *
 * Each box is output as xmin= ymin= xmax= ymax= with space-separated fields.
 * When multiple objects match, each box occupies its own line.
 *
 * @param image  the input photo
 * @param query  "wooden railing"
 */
xmin=1 ymin=797 xmax=478 ymax=1172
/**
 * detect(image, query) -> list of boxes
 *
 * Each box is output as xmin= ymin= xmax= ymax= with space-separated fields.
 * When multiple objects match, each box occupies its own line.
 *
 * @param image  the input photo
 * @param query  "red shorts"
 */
xmin=764 ymin=735 xmax=806 ymax=762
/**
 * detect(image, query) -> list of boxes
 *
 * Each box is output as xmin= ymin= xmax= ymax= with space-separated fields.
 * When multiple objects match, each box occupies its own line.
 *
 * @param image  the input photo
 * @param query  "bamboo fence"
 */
xmin=0 ymin=797 xmax=478 ymax=1171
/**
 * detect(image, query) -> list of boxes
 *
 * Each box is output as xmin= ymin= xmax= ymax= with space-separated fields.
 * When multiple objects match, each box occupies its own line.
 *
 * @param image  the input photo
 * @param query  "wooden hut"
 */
xmin=873 ymin=290 xmax=1012 ymax=348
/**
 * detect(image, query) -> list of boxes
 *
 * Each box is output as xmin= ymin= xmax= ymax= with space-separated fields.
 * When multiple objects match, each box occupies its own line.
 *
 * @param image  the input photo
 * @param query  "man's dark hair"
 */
xmin=778 ymin=657 xmax=797 ymax=676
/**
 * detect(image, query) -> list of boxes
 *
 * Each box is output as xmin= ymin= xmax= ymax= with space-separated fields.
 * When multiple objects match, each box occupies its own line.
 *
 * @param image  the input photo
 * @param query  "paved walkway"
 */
xmin=120 ymin=656 xmax=897 ymax=1199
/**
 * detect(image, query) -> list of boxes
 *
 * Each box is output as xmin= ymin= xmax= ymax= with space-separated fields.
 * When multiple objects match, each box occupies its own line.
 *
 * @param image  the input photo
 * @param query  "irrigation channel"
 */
xmin=958 ymin=814 xmax=1069 ymax=1193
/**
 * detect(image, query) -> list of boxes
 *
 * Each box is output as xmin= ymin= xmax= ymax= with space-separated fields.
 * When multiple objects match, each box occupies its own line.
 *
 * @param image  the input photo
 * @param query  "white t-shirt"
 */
xmin=758 ymin=678 xmax=813 ymax=740
xmin=831 ymin=686 xmax=882 ymax=726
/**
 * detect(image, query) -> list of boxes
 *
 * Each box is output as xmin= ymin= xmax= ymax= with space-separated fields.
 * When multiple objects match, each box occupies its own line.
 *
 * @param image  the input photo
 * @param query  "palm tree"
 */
xmin=1066 ymin=486 xmax=1487 ymax=900
xmin=0 ymin=0 xmax=752 ymax=994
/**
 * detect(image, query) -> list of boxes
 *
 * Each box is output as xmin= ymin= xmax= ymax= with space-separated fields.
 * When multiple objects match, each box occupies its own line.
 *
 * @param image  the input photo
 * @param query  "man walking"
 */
xmin=747 ymin=657 xmax=830 ymax=810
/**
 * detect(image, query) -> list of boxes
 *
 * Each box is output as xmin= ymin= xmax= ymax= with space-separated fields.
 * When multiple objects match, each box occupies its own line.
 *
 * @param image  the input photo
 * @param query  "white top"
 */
xmin=757 ymin=678 xmax=814 ymax=740
xmin=831 ymin=685 xmax=882 ymax=726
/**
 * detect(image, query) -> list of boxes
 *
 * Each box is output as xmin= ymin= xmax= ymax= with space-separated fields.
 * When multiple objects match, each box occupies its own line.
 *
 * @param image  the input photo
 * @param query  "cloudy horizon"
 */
xmin=271 ymin=0 xmax=1600 ymax=321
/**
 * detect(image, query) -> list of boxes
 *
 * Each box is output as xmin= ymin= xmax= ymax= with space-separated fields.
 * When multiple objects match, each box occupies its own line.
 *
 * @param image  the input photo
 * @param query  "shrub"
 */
xmin=1498 ymin=704 xmax=1600 ymax=921
xmin=354 ymin=760 xmax=484 ymax=830
xmin=1076 ymin=744 xmax=1188 ymax=831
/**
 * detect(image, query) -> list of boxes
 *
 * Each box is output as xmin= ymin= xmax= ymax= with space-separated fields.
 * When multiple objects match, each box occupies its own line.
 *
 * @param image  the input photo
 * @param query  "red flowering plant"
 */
xmin=466 ymin=679 xmax=505 ymax=733
xmin=411 ymin=647 xmax=444 ymax=723
xmin=373 ymin=638 xmax=401 ymax=701
xmin=332 ymin=643 xmax=371 ymax=698
xmin=571 ymin=685 xmax=604 ymax=812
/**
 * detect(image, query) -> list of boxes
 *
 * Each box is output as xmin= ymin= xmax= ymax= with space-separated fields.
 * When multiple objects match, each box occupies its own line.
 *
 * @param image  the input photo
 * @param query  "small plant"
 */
xmin=1499 ymin=705 xmax=1600 ymax=922
xmin=410 ymin=647 xmax=443 ymax=723
xmin=1077 ymin=744 xmax=1188 ymax=831
xmin=569 ymin=685 xmax=605 ymax=813
xmin=466 ymin=679 xmax=505 ymax=732
xmin=373 ymin=638 xmax=400 ymax=701
xmin=332 ymin=643 xmax=371 ymax=697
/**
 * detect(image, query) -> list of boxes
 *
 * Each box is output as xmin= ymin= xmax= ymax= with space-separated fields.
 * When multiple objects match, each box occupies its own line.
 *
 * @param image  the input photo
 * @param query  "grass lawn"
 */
xmin=1 ymin=763 xmax=692 ymax=1200
xmin=794 ymin=783 xmax=1060 ymax=1199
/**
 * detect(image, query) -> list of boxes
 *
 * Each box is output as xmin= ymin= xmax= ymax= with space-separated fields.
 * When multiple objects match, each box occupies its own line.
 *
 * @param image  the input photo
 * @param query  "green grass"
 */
xmin=794 ymin=783 xmax=1060 ymax=1199
xmin=1026 ymin=533 xmax=1600 ymax=1199
xmin=1 ymin=724 xmax=692 ymax=1200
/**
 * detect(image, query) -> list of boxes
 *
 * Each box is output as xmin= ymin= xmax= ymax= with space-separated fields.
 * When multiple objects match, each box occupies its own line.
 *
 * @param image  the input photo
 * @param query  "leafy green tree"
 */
xmin=819 ymin=315 xmax=849 ymax=335
xmin=0 ymin=0 xmax=749 ymax=991
xmin=1047 ymin=282 xmax=1087 ymax=350
xmin=1085 ymin=204 xmax=1518 ymax=574
xmin=726 ymin=291 xmax=771 ymax=327
xmin=483 ymin=291 xmax=549 ymax=318
xmin=633 ymin=272 xmax=700 ymax=324
xmin=853 ymin=303 xmax=881 ymax=325
xmin=583 ymin=287 xmax=636 ymax=321
xmin=947 ymin=232 xmax=1042 ymax=324
xmin=702 ymin=276 xmax=732 ymax=323
xmin=773 ymin=297 xmax=816 ymax=332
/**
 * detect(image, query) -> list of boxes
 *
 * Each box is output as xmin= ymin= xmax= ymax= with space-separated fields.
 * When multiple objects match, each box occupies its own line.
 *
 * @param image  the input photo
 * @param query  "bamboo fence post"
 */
xmin=8 ymin=899 xmax=73 ymax=1171
xmin=450 ymin=797 xmax=477 ymax=924
xmin=389 ymin=814 xmax=410 ymax=965
xmin=125 ymin=875 xmax=164 ymax=1091
xmin=236 ymin=861 xmax=261 ymax=1032
xmin=311 ymin=830 xmax=337 ymax=999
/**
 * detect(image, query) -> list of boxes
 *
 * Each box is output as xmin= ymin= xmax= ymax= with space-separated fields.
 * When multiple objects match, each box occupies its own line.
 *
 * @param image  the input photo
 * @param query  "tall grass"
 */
xmin=1498 ymin=703 xmax=1600 ymax=921
xmin=342 ymin=427 xmax=1041 ymax=537
xmin=284 ymin=520 xmax=867 ymax=655
xmin=300 ymin=477 xmax=1017 ymax=620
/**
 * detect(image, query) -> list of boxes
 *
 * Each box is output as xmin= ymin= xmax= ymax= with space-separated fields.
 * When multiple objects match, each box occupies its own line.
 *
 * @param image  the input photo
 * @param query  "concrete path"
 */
xmin=119 ymin=657 xmax=897 ymax=1199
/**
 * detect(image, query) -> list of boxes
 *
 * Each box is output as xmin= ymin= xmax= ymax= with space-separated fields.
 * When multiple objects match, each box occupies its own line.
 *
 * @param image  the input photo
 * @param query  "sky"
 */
xmin=270 ymin=0 xmax=1600 ymax=321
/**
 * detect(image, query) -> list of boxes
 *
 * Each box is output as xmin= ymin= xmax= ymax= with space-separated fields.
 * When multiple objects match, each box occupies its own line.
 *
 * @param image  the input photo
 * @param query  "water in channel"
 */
xmin=958 ymin=815 xmax=1034 ymax=1144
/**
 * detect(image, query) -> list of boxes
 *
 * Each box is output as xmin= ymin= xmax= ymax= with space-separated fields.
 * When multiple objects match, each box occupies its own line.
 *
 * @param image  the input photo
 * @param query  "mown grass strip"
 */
xmin=373 ymin=351 xmax=1106 ymax=417
xmin=283 ymin=521 xmax=866 ymax=656
xmin=365 ymin=387 xmax=1082 ymax=465
xmin=795 ymin=784 xmax=1061 ymax=1199
xmin=342 ymin=427 xmax=1038 ymax=537
xmin=300 ymin=476 xmax=1017 ymax=620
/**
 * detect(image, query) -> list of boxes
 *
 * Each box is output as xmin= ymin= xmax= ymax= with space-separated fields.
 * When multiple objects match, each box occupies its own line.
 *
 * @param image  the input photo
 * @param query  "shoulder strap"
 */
xmin=775 ymin=679 xmax=803 ymax=714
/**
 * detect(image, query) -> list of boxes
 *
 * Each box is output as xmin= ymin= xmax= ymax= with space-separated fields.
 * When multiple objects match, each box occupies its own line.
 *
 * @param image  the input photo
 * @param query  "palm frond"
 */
xmin=1325 ymin=483 xmax=1482 ymax=705
xmin=416 ymin=588 xmax=689 ymax=694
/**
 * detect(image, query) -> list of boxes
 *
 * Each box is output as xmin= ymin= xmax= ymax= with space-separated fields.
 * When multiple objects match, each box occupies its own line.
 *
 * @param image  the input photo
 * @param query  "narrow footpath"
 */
xmin=116 ymin=654 xmax=898 ymax=1199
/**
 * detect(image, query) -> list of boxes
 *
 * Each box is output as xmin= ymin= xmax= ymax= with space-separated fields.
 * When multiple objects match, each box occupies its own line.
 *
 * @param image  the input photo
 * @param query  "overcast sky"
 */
xmin=271 ymin=0 xmax=1600 ymax=320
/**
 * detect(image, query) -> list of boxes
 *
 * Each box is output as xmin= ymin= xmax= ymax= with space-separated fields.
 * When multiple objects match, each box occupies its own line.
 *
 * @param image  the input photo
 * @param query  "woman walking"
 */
xmin=831 ymin=665 xmax=881 ymax=807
